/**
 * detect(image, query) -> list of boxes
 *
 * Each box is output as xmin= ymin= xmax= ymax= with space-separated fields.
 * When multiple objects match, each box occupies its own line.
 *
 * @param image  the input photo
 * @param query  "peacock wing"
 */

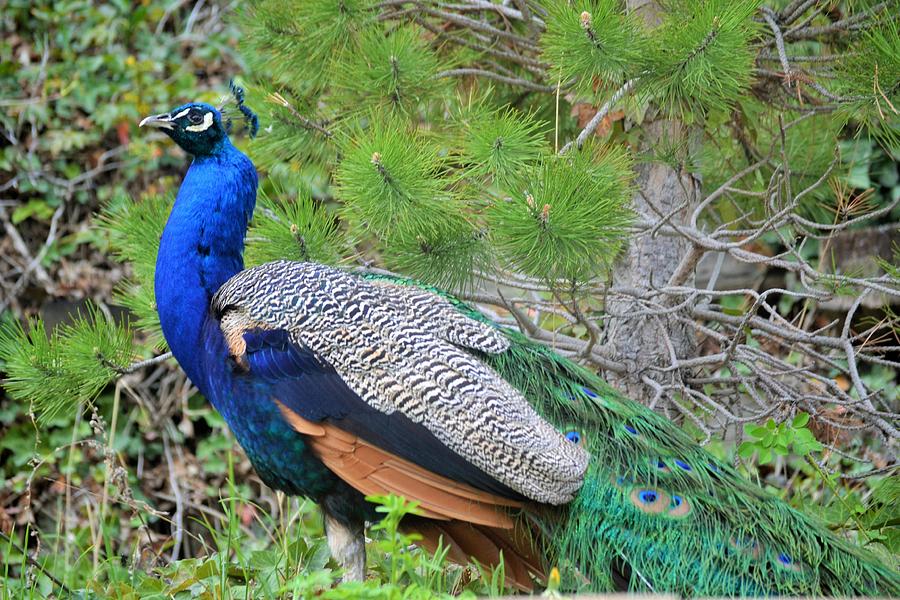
xmin=211 ymin=260 xmax=589 ymax=509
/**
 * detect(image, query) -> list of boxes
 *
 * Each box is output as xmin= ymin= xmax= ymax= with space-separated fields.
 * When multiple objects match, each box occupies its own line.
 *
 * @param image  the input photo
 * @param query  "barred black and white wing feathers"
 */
xmin=211 ymin=260 xmax=589 ymax=506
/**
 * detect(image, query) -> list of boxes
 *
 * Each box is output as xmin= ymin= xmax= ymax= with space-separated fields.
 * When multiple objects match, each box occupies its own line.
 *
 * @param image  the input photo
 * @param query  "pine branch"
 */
xmin=415 ymin=5 xmax=540 ymax=49
xmin=783 ymin=2 xmax=890 ymax=42
xmin=778 ymin=0 xmax=818 ymax=25
xmin=559 ymin=78 xmax=638 ymax=154
xmin=760 ymin=7 xmax=795 ymax=87
xmin=101 ymin=352 xmax=173 ymax=375
xmin=411 ymin=15 xmax=547 ymax=71
xmin=0 ymin=304 xmax=134 ymax=423
xmin=436 ymin=68 xmax=558 ymax=92
xmin=380 ymin=0 xmax=544 ymax=26
xmin=268 ymin=92 xmax=333 ymax=138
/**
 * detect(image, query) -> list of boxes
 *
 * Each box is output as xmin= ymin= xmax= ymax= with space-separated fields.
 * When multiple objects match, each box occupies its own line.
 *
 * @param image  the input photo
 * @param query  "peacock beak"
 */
xmin=139 ymin=113 xmax=175 ymax=130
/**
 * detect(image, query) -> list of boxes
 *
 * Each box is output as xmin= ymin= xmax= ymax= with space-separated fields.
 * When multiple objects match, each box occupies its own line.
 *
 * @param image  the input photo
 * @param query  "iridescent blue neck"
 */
xmin=155 ymin=139 xmax=258 ymax=390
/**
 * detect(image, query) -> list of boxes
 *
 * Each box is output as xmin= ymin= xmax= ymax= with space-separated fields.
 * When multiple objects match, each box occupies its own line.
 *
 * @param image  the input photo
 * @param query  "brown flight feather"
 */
xmin=275 ymin=400 xmax=521 ymax=528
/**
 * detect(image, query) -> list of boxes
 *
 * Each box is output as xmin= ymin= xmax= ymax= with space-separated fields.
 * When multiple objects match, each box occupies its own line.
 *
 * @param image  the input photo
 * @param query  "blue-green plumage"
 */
xmin=144 ymin=101 xmax=900 ymax=596
xmin=148 ymin=103 xmax=367 ymax=523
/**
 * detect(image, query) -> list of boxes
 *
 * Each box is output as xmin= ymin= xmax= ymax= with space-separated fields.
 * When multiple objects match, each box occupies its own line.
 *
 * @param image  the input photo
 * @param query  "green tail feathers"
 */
xmin=364 ymin=273 xmax=900 ymax=596
xmin=485 ymin=329 xmax=900 ymax=596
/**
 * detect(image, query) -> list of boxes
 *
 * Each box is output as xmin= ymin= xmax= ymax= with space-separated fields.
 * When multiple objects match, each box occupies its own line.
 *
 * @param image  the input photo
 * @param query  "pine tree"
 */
xmin=2 ymin=0 xmax=899 ymax=578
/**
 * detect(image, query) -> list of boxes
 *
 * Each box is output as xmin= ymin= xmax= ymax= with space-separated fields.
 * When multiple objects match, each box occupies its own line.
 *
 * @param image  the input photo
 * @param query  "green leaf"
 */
xmin=792 ymin=412 xmax=810 ymax=428
xmin=745 ymin=424 xmax=768 ymax=439
xmin=834 ymin=15 xmax=900 ymax=147
xmin=237 ymin=0 xmax=373 ymax=91
xmin=382 ymin=214 xmax=486 ymax=292
xmin=12 ymin=199 xmax=56 ymax=224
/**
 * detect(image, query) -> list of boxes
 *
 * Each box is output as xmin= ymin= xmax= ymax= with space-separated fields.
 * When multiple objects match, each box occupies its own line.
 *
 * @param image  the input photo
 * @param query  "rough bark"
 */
xmin=604 ymin=2 xmax=701 ymax=398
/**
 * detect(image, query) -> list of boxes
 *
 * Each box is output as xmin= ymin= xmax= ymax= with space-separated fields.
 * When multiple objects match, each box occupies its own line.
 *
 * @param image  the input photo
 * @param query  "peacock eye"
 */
xmin=188 ymin=112 xmax=204 ymax=124
xmin=564 ymin=429 xmax=585 ymax=447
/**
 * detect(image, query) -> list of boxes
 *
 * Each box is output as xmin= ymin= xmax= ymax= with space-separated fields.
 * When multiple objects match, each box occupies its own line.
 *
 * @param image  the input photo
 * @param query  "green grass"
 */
xmin=0 ymin=477 xmax=506 ymax=599
xmin=0 ymin=412 xmax=508 ymax=600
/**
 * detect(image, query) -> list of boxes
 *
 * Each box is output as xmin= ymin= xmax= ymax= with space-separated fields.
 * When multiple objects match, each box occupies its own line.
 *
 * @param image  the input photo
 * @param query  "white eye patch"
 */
xmin=185 ymin=111 xmax=214 ymax=132
xmin=172 ymin=108 xmax=191 ymax=120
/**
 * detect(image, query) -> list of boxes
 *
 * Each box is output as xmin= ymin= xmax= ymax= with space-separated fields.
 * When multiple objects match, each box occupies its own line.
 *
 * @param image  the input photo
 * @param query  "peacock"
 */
xmin=138 ymin=97 xmax=900 ymax=597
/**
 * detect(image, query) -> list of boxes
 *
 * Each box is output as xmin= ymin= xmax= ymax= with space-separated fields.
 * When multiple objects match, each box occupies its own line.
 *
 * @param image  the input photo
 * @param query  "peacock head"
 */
xmin=139 ymin=103 xmax=227 ymax=156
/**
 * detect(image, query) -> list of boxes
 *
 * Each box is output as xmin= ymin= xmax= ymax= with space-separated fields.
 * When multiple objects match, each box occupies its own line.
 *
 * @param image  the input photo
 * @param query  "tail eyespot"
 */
xmin=774 ymin=551 xmax=804 ymax=572
xmin=667 ymin=494 xmax=692 ymax=518
xmin=565 ymin=429 xmax=585 ymax=447
xmin=630 ymin=488 xmax=669 ymax=514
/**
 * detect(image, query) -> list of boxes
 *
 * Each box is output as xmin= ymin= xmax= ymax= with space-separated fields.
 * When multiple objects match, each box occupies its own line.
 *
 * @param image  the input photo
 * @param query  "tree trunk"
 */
xmin=604 ymin=1 xmax=701 ymax=399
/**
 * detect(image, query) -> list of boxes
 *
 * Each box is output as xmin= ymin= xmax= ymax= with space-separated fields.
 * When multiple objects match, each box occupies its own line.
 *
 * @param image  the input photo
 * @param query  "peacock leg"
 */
xmin=323 ymin=509 xmax=366 ymax=581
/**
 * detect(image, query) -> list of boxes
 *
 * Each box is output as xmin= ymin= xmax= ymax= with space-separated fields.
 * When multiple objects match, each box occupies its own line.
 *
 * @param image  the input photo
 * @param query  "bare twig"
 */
xmin=435 ymin=68 xmax=557 ymax=92
xmin=559 ymin=78 xmax=639 ymax=154
xmin=102 ymin=353 xmax=174 ymax=376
